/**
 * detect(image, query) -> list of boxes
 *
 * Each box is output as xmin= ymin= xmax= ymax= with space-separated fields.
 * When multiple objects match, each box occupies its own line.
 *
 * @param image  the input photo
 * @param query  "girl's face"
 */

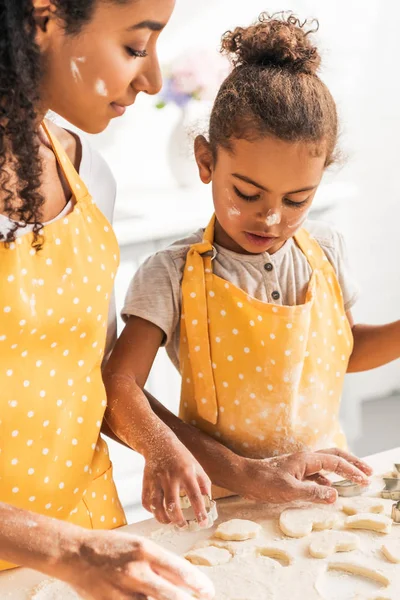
xmin=37 ymin=0 xmax=175 ymax=133
xmin=195 ymin=135 xmax=327 ymax=255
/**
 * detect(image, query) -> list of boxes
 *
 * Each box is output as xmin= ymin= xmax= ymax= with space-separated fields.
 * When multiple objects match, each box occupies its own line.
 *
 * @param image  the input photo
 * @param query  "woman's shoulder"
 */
xmin=45 ymin=119 xmax=116 ymax=223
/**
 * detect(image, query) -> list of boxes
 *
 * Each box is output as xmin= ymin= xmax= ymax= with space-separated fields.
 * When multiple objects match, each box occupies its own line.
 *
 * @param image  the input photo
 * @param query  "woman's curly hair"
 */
xmin=209 ymin=12 xmax=338 ymax=167
xmin=0 ymin=0 xmax=126 ymax=249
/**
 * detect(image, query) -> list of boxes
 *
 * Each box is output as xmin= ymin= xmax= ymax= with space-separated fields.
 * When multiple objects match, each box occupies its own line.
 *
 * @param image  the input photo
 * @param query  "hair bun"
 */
xmin=221 ymin=12 xmax=321 ymax=75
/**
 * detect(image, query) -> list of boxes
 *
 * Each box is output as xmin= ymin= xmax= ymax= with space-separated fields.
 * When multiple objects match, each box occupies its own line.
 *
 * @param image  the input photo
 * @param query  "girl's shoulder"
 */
xmin=304 ymin=219 xmax=345 ymax=251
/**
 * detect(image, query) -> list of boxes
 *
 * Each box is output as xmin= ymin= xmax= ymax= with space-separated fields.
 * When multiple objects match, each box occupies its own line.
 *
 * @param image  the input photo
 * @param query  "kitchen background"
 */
xmin=61 ymin=0 xmax=400 ymax=522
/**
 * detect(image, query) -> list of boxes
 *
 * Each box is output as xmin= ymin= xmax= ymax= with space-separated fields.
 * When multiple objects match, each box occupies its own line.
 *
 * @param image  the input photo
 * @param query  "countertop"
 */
xmin=0 ymin=446 xmax=398 ymax=599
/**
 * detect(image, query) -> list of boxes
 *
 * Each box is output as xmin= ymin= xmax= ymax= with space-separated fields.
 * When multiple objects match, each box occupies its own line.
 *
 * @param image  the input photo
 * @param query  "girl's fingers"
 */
xmin=301 ymin=452 xmax=369 ymax=485
xmin=184 ymin=478 xmax=209 ymax=527
xmin=292 ymin=480 xmax=337 ymax=504
xmin=150 ymin=487 xmax=170 ymax=525
xmin=163 ymin=482 xmax=187 ymax=528
xmin=316 ymin=448 xmax=373 ymax=476
xmin=306 ymin=473 xmax=332 ymax=486
xmin=197 ymin=472 xmax=212 ymax=498
xmin=141 ymin=541 xmax=215 ymax=599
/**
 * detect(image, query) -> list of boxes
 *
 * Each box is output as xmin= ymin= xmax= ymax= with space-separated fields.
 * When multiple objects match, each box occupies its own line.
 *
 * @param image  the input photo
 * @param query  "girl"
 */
xmin=0 ymin=0 xmax=214 ymax=598
xmin=105 ymin=13 xmax=378 ymax=518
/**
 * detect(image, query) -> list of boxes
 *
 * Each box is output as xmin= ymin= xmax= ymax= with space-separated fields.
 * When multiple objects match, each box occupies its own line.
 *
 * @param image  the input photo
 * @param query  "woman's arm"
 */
xmin=0 ymin=502 xmax=213 ymax=600
xmin=347 ymin=311 xmax=400 ymax=372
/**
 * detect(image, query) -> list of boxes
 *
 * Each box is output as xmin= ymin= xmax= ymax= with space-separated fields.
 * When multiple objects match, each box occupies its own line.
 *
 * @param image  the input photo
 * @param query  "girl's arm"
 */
xmin=347 ymin=311 xmax=400 ymax=372
xmin=103 ymin=316 xmax=211 ymax=528
xmin=104 ymin=318 xmax=371 ymax=506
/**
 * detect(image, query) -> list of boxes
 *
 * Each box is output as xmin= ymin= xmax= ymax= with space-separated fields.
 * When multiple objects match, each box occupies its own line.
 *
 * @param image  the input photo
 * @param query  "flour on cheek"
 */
xmin=95 ymin=79 xmax=108 ymax=97
xmin=70 ymin=57 xmax=86 ymax=83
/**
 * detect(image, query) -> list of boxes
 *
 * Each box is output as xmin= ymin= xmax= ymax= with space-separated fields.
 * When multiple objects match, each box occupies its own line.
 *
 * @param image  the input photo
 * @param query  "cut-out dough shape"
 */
xmin=327 ymin=561 xmax=390 ymax=587
xmin=185 ymin=546 xmax=232 ymax=566
xmin=345 ymin=513 xmax=392 ymax=534
xmin=279 ymin=508 xmax=337 ymax=538
xmin=215 ymin=519 xmax=262 ymax=541
xmin=256 ymin=545 xmax=294 ymax=566
xmin=382 ymin=539 xmax=400 ymax=563
xmin=309 ymin=531 xmax=360 ymax=558
xmin=342 ymin=497 xmax=386 ymax=516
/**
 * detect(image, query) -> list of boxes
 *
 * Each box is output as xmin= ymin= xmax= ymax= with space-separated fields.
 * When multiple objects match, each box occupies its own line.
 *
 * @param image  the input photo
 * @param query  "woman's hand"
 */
xmin=56 ymin=528 xmax=215 ymax=600
xmin=142 ymin=431 xmax=212 ymax=528
xmin=237 ymin=448 xmax=373 ymax=504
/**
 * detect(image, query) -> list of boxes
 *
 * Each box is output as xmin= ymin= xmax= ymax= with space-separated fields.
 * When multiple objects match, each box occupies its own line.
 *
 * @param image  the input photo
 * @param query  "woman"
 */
xmin=0 ymin=0 xmax=371 ymax=598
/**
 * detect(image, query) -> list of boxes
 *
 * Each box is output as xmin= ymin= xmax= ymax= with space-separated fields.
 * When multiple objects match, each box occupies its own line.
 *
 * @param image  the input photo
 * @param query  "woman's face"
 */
xmin=38 ymin=0 xmax=175 ymax=133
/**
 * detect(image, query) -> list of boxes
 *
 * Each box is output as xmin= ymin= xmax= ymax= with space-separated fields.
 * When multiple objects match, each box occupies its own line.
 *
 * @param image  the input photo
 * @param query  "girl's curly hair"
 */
xmin=209 ymin=12 xmax=338 ymax=167
xmin=0 ymin=0 xmax=126 ymax=249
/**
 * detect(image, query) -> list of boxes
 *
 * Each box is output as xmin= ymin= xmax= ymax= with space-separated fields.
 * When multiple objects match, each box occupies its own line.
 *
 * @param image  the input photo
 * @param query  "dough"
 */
xmin=382 ymin=539 xmax=400 ymax=563
xmin=309 ymin=531 xmax=360 ymax=559
xmin=215 ymin=519 xmax=262 ymax=541
xmin=279 ymin=508 xmax=337 ymax=538
xmin=197 ymin=554 xmax=279 ymax=599
xmin=345 ymin=513 xmax=392 ymax=534
xmin=341 ymin=497 xmax=386 ymax=516
xmin=185 ymin=546 xmax=232 ymax=566
xmin=327 ymin=561 xmax=390 ymax=587
xmin=30 ymin=580 xmax=80 ymax=599
xmin=256 ymin=545 xmax=294 ymax=566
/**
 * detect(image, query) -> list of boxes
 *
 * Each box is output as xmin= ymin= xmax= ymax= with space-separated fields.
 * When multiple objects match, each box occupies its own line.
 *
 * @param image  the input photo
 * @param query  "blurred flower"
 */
xmin=156 ymin=49 xmax=230 ymax=109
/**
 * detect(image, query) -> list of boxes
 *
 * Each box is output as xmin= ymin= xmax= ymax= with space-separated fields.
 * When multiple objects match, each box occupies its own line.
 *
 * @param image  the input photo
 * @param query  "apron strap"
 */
xmin=41 ymin=121 xmax=89 ymax=203
xmin=294 ymin=228 xmax=333 ymax=273
xmin=181 ymin=215 xmax=218 ymax=424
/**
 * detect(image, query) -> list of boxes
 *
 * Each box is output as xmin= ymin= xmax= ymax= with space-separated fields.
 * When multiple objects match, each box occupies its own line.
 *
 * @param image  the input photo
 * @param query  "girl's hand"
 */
xmin=56 ymin=528 xmax=215 ymax=600
xmin=141 ymin=432 xmax=212 ymax=528
xmin=238 ymin=448 xmax=373 ymax=504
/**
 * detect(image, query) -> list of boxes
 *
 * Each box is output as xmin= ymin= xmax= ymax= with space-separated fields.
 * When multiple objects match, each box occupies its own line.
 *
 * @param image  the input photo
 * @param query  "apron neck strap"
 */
xmin=294 ymin=228 xmax=331 ymax=271
xmin=41 ymin=121 xmax=89 ymax=203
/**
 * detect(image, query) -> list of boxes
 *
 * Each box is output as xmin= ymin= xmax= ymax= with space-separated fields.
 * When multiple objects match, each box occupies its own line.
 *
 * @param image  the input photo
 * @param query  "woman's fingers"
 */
xmin=316 ymin=448 xmax=373 ymax=476
xmin=141 ymin=540 xmax=215 ymax=599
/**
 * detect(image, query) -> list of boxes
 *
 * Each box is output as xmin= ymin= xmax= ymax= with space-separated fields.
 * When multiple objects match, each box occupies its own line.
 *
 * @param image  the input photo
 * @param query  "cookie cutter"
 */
xmin=332 ymin=480 xmax=368 ymax=497
xmin=382 ymin=477 xmax=400 ymax=500
xmin=391 ymin=501 xmax=400 ymax=524
xmin=177 ymin=495 xmax=218 ymax=532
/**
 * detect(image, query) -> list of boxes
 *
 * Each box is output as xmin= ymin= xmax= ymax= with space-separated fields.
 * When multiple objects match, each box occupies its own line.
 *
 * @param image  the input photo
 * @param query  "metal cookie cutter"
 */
xmin=381 ymin=477 xmax=400 ymax=500
xmin=177 ymin=495 xmax=218 ymax=532
xmin=392 ymin=501 xmax=400 ymax=523
xmin=332 ymin=480 xmax=368 ymax=497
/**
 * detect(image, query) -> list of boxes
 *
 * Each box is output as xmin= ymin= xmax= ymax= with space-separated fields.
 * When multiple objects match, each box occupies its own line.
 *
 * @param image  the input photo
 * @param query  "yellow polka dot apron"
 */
xmin=0 ymin=123 xmax=126 ymax=571
xmin=180 ymin=215 xmax=353 ymax=498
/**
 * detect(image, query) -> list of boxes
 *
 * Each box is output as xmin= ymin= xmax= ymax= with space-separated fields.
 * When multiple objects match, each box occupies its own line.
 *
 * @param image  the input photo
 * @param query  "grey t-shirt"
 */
xmin=122 ymin=220 xmax=359 ymax=371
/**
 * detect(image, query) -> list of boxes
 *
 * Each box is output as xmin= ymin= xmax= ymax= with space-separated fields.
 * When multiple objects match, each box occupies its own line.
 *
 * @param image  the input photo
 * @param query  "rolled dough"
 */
xmin=342 ymin=498 xmax=386 ymax=516
xmin=279 ymin=508 xmax=337 ymax=538
xmin=382 ymin=539 xmax=400 ymax=564
xmin=345 ymin=513 xmax=392 ymax=534
xmin=327 ymin=561 xmax=390 ymax=587
xmin=215 ymin=519 xmax=262 ymax=541
xmin=309 ymin=531 xmax=360 ymax=559
xmin=256 ymin=546 xmax=294 ymax=566
xmin=185 ymin=546 xmax=232 ymax=566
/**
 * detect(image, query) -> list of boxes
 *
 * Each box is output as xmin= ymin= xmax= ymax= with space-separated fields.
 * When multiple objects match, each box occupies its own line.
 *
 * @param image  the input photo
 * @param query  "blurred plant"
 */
xmin=156 ymin=49 xmax=230 ymax=109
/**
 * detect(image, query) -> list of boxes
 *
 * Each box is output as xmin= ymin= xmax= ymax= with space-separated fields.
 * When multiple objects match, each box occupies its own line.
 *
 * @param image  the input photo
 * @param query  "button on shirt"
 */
xmin=122 ymin=220 xmax=360 ymax=371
